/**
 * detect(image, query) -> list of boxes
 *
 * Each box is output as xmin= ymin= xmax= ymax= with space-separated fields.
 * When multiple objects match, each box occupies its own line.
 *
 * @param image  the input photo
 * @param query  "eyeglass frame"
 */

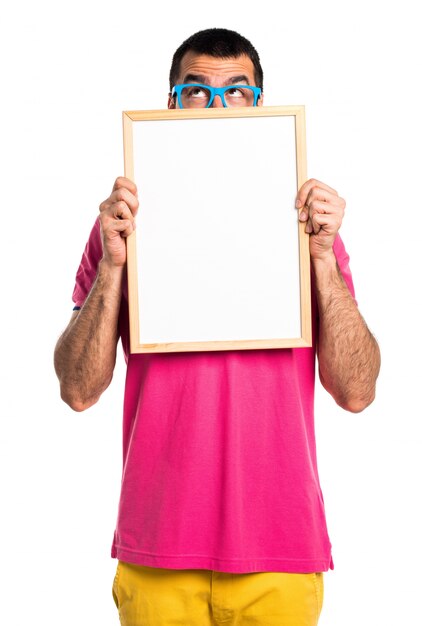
xmin=171 ymin=83 xmax=262 ymax=109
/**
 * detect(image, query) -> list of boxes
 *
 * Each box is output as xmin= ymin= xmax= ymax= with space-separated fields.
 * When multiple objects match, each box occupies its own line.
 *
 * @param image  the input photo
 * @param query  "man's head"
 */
xmin=168 ymin=28 xmax=264 ymax=109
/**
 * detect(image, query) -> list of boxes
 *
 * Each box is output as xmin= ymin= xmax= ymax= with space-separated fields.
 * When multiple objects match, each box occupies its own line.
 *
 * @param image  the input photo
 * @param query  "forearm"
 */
xmin=313 ymin=251 xmax=380 ymax=413
xmin=54 ymin=260 xmax=124 ymax=411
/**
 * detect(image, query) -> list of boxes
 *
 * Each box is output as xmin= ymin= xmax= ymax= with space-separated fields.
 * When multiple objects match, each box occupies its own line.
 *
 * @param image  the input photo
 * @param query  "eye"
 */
xmin=186 ymin=87 xmax=208 ymax=98
xmin=227 ymin=87 xmax=245 ymax=98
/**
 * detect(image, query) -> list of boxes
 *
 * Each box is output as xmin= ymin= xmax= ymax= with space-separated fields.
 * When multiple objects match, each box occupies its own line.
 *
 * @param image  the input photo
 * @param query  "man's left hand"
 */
xmin=296 ymin=179 xmax=346 ymax=261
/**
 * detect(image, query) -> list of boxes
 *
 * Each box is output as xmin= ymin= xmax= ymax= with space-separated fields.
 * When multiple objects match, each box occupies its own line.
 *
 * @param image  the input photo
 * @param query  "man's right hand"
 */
xmin=99 ymin=176 xmax=139 ymax=267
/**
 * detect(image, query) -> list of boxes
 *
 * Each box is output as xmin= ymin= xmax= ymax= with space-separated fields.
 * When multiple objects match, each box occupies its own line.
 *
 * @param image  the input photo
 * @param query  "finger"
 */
xmin=112 ymin=176 xmax=138 ymax=196
xmin=110 ymin=187 xmax=139 ymax=215
xmin=99 ymin=197 xmax=130 ymax=217
xmin=100 ymin=188 xmax=139 ymax=216
xmin=111 ymin=187 xmax=139 ymax=214
xmin=306 ymin=187 xmax=344 ymax=209
xmin=307 ymin=199 xmax=344 ymax=219
xmin=110 ymin=200 xmax=135 ymax=221
xmin=296 ymin=178 xmax=338 ymax=209
xmin=103 ymin=218 xmax=136 ymax=237
xmin=300 ymin=197 xmax=331 ymax=224
xmin=299 ymin=189 xmax=345 ymax=224
xmin=305 ymin=198 xmax=345 ymax=237
xmin=120 ymin=221 xmax=136 ymax=238
xmin=310 ymin=212 xmax=342 ymax=236
xmin=298 ymin=189 xmax=335 ymax=222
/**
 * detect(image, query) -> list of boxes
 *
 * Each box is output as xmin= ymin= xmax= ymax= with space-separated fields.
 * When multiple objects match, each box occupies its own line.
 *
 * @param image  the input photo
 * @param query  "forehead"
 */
xmin=177 ymin=51 xmax=256 ymax=83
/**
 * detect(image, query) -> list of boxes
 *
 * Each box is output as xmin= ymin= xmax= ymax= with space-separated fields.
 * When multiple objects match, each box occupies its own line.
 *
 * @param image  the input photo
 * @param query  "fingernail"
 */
xmin=299 ymin=211 xmax=307 ymax=221
xmin=296 ymin=199 xmax=302 ymax=208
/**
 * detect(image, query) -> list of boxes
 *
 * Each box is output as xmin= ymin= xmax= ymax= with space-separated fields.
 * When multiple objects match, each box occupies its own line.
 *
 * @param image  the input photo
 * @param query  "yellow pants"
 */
xmin=112 ymin=561 xmax=324 ymax=625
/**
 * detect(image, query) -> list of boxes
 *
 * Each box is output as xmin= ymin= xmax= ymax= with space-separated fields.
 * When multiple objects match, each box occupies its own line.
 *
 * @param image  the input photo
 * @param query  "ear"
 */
xmin=168 ymin=93 xmax=176 ymax=109
xmin=257 ymin=92 xmax=264 ymax=107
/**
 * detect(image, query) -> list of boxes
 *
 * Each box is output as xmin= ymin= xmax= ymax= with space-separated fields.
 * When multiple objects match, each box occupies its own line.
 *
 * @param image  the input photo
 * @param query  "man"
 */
xmin=54 ymin=28 xmax=380 ymax=626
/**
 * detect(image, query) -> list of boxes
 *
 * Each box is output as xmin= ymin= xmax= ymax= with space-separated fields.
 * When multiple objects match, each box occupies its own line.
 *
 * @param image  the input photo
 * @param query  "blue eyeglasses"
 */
xmin=172 ymin=83 xmax=262 ymax=109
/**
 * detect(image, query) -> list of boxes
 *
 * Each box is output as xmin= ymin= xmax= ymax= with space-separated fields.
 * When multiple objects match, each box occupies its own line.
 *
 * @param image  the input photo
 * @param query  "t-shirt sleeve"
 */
xmin=332 ymin=233 xmax=357 ymax=305
xmin=72 ymin=218 xmax=103 ymax=308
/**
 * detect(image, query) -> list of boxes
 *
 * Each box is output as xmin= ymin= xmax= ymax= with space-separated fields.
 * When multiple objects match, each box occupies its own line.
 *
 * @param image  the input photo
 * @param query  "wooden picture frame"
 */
xmin=123 ymin=105 xmax=310 ymax=353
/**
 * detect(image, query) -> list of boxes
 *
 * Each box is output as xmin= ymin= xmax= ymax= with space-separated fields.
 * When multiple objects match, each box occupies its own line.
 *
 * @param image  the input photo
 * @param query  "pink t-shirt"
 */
xmin=73 ymin=218 xmax=355 ymax=573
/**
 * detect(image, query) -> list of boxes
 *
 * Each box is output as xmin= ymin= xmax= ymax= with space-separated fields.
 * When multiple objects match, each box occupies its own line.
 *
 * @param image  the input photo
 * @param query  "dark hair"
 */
xmin=169 ymin=28 xmax=263 ymax=92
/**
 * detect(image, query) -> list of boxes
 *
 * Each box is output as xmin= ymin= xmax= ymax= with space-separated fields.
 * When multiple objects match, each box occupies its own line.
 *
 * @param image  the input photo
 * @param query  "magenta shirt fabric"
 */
xmin=73 ymin=219 xmax=355 ymax=573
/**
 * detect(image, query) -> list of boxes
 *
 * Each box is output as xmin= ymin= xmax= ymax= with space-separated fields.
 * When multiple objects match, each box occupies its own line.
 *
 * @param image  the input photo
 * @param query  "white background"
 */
xmin=0 ymin=1 xmax=420 ymax=624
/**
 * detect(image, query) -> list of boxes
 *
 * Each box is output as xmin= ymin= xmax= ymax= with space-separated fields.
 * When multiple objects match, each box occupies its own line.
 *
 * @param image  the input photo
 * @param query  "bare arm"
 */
xmin=312 ymin=253 xmax=380 ymax=412
xmin=54 ymin=177 xmax=138 ymax=411
xmin=54 ymin=262 xmax=124 ymax=411
xmin=297 ymin=179 xmax=381 ymax=413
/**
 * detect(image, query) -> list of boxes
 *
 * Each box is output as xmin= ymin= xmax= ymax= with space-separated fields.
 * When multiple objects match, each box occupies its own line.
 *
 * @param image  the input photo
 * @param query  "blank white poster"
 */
xmin=131 ymin=113 xmax=301 ymax=344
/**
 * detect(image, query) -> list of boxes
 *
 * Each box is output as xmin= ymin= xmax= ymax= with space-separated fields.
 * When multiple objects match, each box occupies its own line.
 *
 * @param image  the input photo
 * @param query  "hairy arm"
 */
xmin=313 ymin=253 xmax=380 ymax=412
xmin=54 ymin=263 xmax=124 ymax=411
xmin=54 ymin=177 xmax=138 ymax=411
xmin=297 ymin=178 xmax=380 ymax=413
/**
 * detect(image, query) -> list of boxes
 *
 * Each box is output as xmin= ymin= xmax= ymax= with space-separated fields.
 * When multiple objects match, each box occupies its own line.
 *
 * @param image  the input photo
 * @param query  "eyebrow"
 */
xmin=182 ymin=73 xmax=251 ymax=86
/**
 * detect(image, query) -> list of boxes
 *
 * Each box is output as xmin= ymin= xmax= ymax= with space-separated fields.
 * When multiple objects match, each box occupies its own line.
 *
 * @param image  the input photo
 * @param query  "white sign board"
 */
xmin=123 ymin=106 xmax=310 ymax=353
